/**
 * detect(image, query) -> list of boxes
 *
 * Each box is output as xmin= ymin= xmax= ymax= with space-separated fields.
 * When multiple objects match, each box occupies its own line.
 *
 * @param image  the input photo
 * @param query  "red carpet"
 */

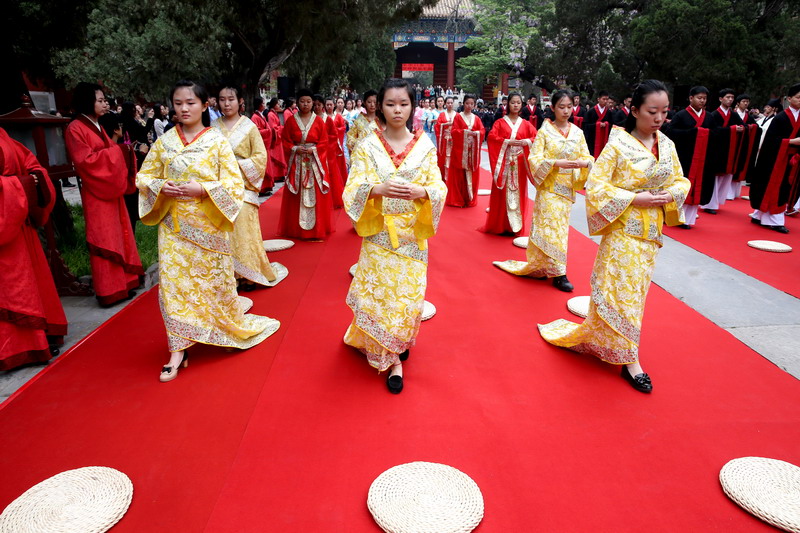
xmin=663 ymin=187 xmax=800 ymax=298
xmin=2 ymin=180 xmax=799 ymax=532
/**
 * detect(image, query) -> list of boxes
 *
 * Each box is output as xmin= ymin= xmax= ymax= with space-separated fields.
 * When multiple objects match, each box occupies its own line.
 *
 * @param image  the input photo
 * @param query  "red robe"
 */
xmin=482 ymin=117 xmax=537 ymax=234
xmin=65 ymin=116 xmax=142 ymax=305
xmin=266 ymin=109 xmax=287 ymax=183
xmin=331 ymin=112 xmax=348 ymax=192
xmin=323 ymin=114 xmax=344 ymax=208
xmin=447 ymin=112 xmax=485 ymax=207
xmin=0 ymin=128 xmax=68 ymax=370
xmin=251 ymin=110 xmax=274 ymax=191
xmin=434 ymin=111 xmax=457 ymax=182
xmin=278 ymin=113 xmax=334 ymax=240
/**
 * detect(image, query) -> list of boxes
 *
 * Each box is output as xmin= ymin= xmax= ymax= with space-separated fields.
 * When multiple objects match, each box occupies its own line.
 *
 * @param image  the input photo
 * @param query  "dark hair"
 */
xmin=219 ymin=85 xmax=241 ymax=100
xmin=689 ymin=86 xmax=709 ymax=97
xmin=254 ymin=96 xmax=264 ymax=109
xmin=312 ymin=93 xmax=325 ymax=104
xmin=120 ymin=101 xmax=136 ymax=122
xmin=787 ymin=83 xmax=800 ymax=97
xmin=286 ymin=97 xmax=296 ymax=107
xmin=376 ymin=78 xmax=414 ymax=131
xmin=507 ymin=92 xmax=523 ymax=105
xmin=445 ymin=96 xmax=454 ymax=103
xmin=550 ymin=89 xmax=573 ymax=108
xmin=463 ymin=93 xmax=477 ymax=104
xmin=718 ymin=88 xmax=735 ymax=98
xmin=766 ymin=97 xmax=783 ymax=111
xmin=267 ymin=97 xmax=279 ymax=110
xmin=72 ymin=82 xmax=103 ymax=116
xmin=151 ymin=105 xmax=164 ymax=121
xmin=528 ymin=93 xmax=537 ymax=100
xmin=625 ymin=79 xmax=669 ymax=133
xmin=171 ymin=80 xmax=211 ymax=127
xmin=296 ymin=88 xmax=313 ymax=100
xmin=98 ymin=112 xmax=121 ymax=138
xmin=598 ymin=90 xmax=609 ymax=98
xmin=735 ymin=93 xmax=750 ymax=104
xmin=325 ymin=96 xmax=335 ymax=104
xmin=363 ymin=89 xmax=378 ymax=101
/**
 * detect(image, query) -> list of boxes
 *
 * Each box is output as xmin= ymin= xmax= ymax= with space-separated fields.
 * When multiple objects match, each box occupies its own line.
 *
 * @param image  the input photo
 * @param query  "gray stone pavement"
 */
xmin=2 ymin=150 xmax=798 ymax=403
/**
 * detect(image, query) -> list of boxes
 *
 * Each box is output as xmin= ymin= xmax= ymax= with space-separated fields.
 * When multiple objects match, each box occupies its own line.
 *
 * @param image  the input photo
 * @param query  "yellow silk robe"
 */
xmin=538 ymin=129 xmax=690 ymax=364
xmin=343 ymin=131 xmax=447 ymax=371
xmin=137 ymin=126 xmax=280 ymax=352
xmin=212 ymin=116 xmax=287 ymax=287
xmin=345 ymin=113 xmax=381 ymax=155
xmin=495 ymin=120 xmax=594 ymax=277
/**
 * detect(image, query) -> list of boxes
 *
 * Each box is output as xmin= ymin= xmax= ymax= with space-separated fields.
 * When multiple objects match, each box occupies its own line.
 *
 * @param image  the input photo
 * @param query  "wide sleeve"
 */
xmin=413 ymin=148 xmax=447 ymax=241
xmin=14 ymin=138 xmax=55 ymax=226
xmin=528 ymin=131 xmax=554 ymax=188
xmin=200 ymin=138 xmax=244 ymax=231
xmin=450 ymin=116 xmax=466 ymax=169
xmin=662 ymin=142 xmax=691 ymax=226
xmin=346 ymin=116 xmax=363 ymax=153
xmin=584 ymin=142 xmax=635 ymax=235
xmin=343 ymin=140 xmax=383 ymax=236
xmin=238 ymin=126 xmax=268 ymax=191
xmin=573 ymin=131 xmax=595 ymax=190
xmin=65 ymin=122 xmax=132 ymax=200
xmin=0 ymin=177 xmax=28 ymax=245
xmin=136 ymin=138 xmax=172 ymax=226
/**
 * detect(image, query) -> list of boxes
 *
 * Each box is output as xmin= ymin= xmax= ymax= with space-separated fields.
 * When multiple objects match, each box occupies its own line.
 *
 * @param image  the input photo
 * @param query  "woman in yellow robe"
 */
xmin=494 ymin=90 xmax=593 ymax=292
xmin=137 ymin=81 xmax=280 ymax=382
xmin=212 ymin=86 xmax=287 ymax=290
xmin=538 ymin=81 xmax=690 ymax=393
xmin=343 ymin=79 xmax=447 ymax=394
xmin=346 ymin=90 xmax=382 ymax=155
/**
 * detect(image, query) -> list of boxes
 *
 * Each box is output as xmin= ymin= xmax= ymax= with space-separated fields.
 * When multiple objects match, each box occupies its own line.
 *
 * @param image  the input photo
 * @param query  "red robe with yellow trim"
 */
xmin=278 ymin=114 xmax=334 ymax=239
xmin=65 ymin=116 xmax=142 ymax=305
xmin=447 ymin=112 xmax=485 ymax=207
xmin=0 ymin=128 xmax=68 ymax=370
xmin=482 ymin=117 xmax=537 ymax=234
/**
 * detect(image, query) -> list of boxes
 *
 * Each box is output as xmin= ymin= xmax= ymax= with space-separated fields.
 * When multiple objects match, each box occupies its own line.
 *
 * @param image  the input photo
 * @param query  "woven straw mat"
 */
xmin=0 ymin=466 xmax=133 ymax=533
xmin=368 ymin=461 xmax=484 ymax=533
xmin=262 ymin=239 xmax=295 ymax=252
xmin=747 ymin=240 xmax=792 ymax=253
xmin=720 ymin=457 xmax=800 ymax=533
xmin=567 ymin=296 xmax=591 ymax=319
xmin=512 ymin=236 xmax=528 ymax=249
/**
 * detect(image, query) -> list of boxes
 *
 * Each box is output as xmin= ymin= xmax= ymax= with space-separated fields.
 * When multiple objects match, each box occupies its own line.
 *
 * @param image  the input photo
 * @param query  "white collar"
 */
xmin=789 ymin=107 xmax=800 ymax=120
xmin=81 ymin=114 xmax=101 ymax=132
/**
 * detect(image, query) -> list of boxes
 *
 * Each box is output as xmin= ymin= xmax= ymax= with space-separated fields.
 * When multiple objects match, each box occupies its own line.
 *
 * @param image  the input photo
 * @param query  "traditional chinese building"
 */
xmin=392 ymin=0 xmax=476 ymax=90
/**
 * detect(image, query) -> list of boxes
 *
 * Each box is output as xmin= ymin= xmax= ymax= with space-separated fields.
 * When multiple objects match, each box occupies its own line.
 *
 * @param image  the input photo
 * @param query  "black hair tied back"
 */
xmin=625 ymin=79 xmax=668 ymax=133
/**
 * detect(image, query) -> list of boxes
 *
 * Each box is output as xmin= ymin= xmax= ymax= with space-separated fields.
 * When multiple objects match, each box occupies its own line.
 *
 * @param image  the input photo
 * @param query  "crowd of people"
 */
xmin=2 ymin=73 xmax=798 ymax=398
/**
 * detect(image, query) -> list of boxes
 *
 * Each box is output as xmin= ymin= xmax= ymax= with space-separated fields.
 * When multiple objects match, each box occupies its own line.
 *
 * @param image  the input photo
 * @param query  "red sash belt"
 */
xmin=594 ymin=122 xmax=610 ymax=156
xmin=687 ymin=128 xmax=709 ymax=205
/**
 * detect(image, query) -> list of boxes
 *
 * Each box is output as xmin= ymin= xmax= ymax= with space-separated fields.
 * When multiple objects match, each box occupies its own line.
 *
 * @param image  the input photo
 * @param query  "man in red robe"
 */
xmin=749 ymin=83 xmax=800 ymax=233
xmin=582 ymin=91 xmax=613 ymax=157
xmin=0 ymin=128 xmax=68 ymax=370
xmin=251 ymin=97 xmax=274 ymax=195
xmin=664 ymin=86 xmax=715 ymax=228
xmin=64 ymin=82 xmax=143 ymax=306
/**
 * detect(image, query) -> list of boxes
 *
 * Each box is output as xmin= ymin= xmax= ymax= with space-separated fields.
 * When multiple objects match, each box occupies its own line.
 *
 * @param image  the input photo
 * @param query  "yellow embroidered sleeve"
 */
xmin=136 ymin=138 xmax=173 ymax=226
xmin=238 ymin=127 xmax=268 ymax=191
xmin=528 ymin=133 xmax=554 ymax=189
xmin=585 ymin=143 xmax=635 ymax=235
xmin=663 ymin=142 xmax=690 ymax=226
xmin=343 ymin=140 xmax=383 ymax=237
xmin=199 ymin=139 xmax=244 ymax=232
xmin=413 ymin=149 xmax=447 ymax=241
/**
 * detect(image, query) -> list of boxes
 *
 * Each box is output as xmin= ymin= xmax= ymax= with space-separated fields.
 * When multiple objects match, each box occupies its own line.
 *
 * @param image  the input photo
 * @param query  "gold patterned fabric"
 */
xmin=212 ymin=116 xmax=282 ymax=287
xmin=495 ymin=121 xmax=593 ymax=278
xmin=343 ymin=131 xmax=446 ymax=371
xmin=136 ymin=126 xmax=280 ymax=352
xmin=345 ymin=113 xmax=381 ymax=155
xmin=538 ymin=130 xmax=690 ymax=364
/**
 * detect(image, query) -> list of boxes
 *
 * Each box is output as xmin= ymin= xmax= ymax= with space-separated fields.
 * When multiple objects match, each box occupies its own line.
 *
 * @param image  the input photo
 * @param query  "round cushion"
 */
xmin=747 ymin=240 xmax=792 ymax=253
xmin=477 ymin=189 xmax=491 ymax=196
xmin=262 ymin=239 xmax=295 ymax=252
xmin=421 ymin=301 xmax=436 ymax=321
xmin=349 ymin=264 xmax=358 ymax=277
xmin=512 ymin=236 xmax=528 ymax=249
xmin=0 ymin=467 xmax=133 ymax=533
xmin=720 ymin=457 xmax=800 ymax=532
xmin=567 ymin=296 xmax=591 ymax=319
xmin=367 ymin=461 xmax=484 ymax=533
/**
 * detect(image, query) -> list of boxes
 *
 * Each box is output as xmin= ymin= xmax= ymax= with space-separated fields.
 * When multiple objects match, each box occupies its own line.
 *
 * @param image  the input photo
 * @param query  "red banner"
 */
xmin=402 ymin=63 xmax=434 ymax=72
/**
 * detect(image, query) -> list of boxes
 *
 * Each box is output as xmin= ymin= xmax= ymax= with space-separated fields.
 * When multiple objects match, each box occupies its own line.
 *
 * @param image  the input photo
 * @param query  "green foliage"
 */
xmin=458 ymin=0 xmax=553 ymax=89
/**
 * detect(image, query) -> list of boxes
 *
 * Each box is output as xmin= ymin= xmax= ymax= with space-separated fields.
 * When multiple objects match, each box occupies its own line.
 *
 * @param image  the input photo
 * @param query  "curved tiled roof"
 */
xmin=422 ymin=0 xmax=474 ymax=19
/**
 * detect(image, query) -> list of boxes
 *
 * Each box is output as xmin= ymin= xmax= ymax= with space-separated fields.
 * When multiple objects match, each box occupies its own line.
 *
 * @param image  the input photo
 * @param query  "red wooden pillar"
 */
xmin=500 ymin=73 xmax=509 ymax=95
xmin=447 ymin=42 xmax=455 ymax=89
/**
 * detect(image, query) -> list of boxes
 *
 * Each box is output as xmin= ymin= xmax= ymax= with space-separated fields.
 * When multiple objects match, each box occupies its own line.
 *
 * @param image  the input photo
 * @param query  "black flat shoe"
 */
xmin=399 ymin=350 xmax=409 ymax=362
xmin=678 ymin=224 xmax=691 ymax=229
xmin=767 ymin=225 xmax=789 ymax=234
xmin=387 ymin=374 xmax=403 ymax=394
xmin=703 ymin=208 xmax=717 ymax=214
xmin=621 ymin=366 xmax=652 ymax=393
xmin=750 ymin=217 xmax=761 ymax=225
xmin=552 ymin=275 xmax=574 ymax=292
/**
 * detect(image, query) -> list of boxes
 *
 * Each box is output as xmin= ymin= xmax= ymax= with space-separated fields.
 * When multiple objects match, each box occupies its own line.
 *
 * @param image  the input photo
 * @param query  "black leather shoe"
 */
xmin=621 ymin=366 xmax=652 ymax=393
xmin=767 ymin=225 xmax=790 ymax=234
xmin=387 ymin=374 xmax=403 ymax=394
xmin=552 ymin=275 xmax=574 ymax=292
xmin=678 ymin=224 xmax=691 ymax=229
xmin=399 ymin=350 xmax=409 ymax=362
xmin=703 ymin=208 xmax=718 ymax=214
xmin=750 ymin=217 xmax=761 ymax=225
